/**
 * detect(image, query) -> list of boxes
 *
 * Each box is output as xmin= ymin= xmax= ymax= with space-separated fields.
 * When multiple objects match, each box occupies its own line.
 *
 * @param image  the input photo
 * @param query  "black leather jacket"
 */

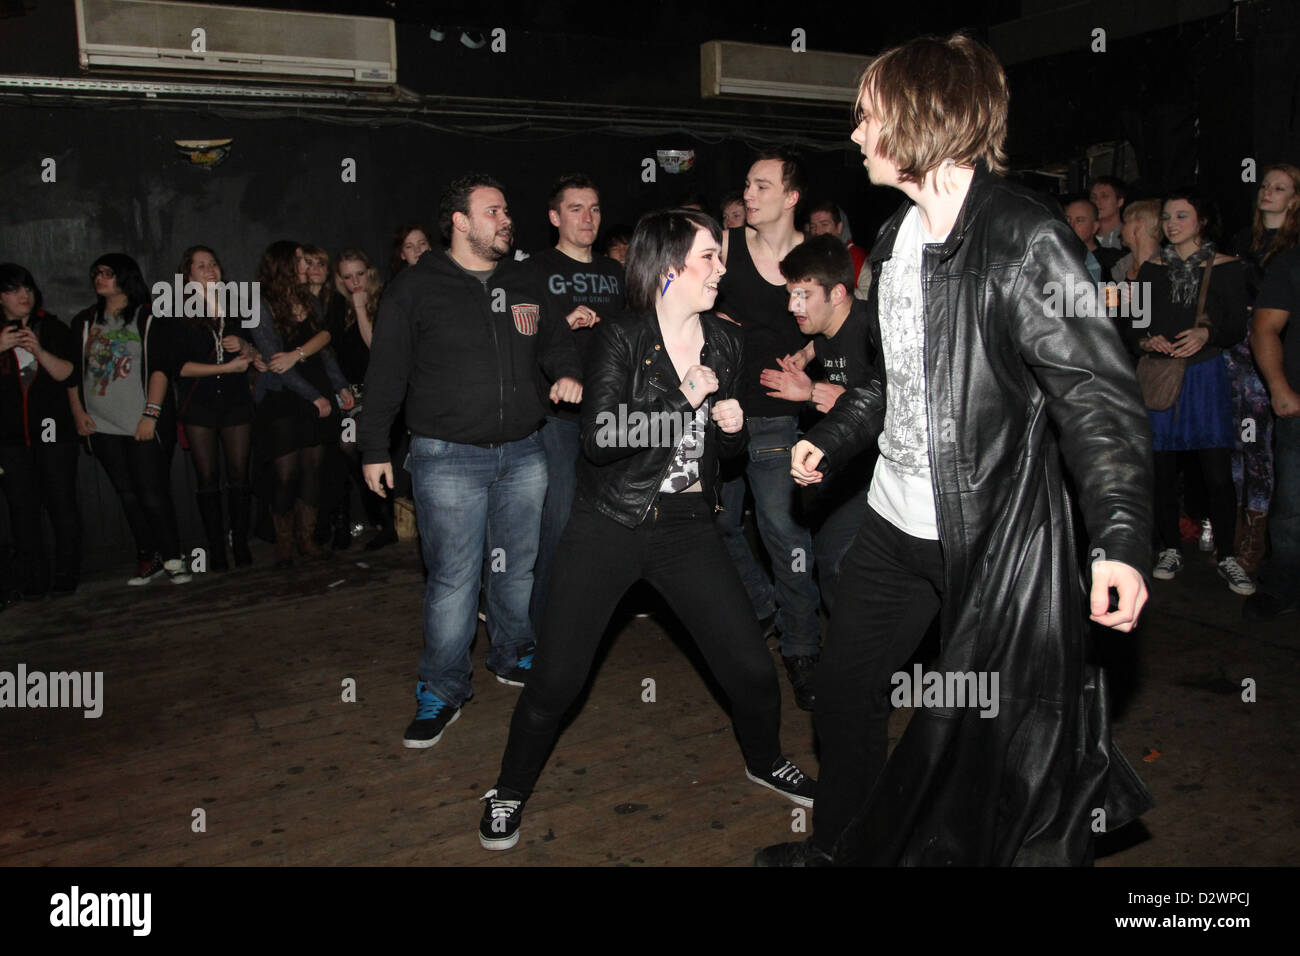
xmin=576 ymin=309 xmax=746 ymax=528
xmin=810 ymin=163 xmax=1155 ymax=866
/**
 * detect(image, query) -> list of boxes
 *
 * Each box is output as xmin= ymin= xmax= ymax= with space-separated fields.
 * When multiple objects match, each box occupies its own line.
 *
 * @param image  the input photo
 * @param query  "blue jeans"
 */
xmin=407 ymin=433 xmax=547 ymax=705
xmin=531 ymin=415 xmax=580 ymax=635
xmin=715 ymin=415 xmax=821 ymax=656
xmin=1259 ymin=416 xmax=1300 ymax=604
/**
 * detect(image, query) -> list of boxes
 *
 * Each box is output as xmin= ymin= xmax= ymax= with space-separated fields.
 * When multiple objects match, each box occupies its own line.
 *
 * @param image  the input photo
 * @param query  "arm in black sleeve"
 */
xmin=1204 ymin=261 xmax=1248 ymax=349
xmin=1008 ymin=220 xmax=1153 ymax=576
xmin=358 ymin=278 xmax=418 ymax=464
xmin=581 ymin=320 xmax=694 ymax=465
xmin=538 ymin=294 xmax=582 ymax=384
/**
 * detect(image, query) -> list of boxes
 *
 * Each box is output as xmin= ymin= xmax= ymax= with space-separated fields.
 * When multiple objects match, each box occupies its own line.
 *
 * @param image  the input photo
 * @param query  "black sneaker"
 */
xmin=782 ymin=654 xmax=819 ymax=711
xmin=753 ymin=838 xmax=833 ymax=867
xmin=479 ymin=786 xmax=525 ymax=850
xmin=746 ymin=756 xmax=815 ymax=807
xmin=401 ymin=681 xmax=461 ymax=749
xmin=491 ymin=642 xmax=535 ymax=687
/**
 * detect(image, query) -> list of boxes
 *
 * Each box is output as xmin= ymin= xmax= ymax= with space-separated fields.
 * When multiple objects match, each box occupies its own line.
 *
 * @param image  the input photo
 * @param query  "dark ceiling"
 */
xmin=205 ymin=0 xmax=1022 ymax=53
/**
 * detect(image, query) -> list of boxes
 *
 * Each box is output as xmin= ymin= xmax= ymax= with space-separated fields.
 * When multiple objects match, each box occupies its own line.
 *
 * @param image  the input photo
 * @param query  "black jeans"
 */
xmin=497 ymin=493 xmax=782 ymax=797
xmin=90 ymin=433 xmax=181 ymax=561
xmin=811 ymin=503 xmax=945 ymax=854
xmin=1153 ymin=448 xmax=1236 ymax=555
xmin=0 ymin=441 xmax=81 ymax=589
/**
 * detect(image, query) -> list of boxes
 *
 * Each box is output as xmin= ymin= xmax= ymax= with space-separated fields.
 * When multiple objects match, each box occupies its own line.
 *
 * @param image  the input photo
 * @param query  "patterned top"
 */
xmin=659 ymin=400 xmax=709 ymax=493
xmin=867 ymin=206 xmax=941 ymax=539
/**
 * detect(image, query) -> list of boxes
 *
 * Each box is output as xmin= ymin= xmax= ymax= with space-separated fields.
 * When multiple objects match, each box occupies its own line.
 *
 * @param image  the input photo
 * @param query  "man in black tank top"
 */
xmin=715 ymin=150 xmax=823 ymax=711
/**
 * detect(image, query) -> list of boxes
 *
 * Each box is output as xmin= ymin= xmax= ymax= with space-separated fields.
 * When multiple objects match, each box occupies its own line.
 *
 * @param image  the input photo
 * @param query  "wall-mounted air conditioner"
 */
xmin=700 ymin=40 xmax=869 ymax=105
xmin=74 ymin=0 xmax=397 ymax=84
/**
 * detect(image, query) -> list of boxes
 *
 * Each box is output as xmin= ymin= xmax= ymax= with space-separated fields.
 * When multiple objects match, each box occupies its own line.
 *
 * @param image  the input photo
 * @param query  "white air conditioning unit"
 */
xmin=700 ymin=40 xmax=869 ymax=104
xmin=74 ymin=0 xmax=397 ymax=84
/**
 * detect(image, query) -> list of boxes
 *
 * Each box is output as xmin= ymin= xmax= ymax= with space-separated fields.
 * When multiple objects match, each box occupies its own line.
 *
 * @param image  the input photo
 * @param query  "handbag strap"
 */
xmin=1194 ymin=256 xmax=1214 ymax=328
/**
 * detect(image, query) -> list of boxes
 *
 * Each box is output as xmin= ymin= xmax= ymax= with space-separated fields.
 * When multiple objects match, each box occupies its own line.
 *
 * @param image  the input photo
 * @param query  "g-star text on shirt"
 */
xmin=548 ymin=273 xmax=621 ymax=296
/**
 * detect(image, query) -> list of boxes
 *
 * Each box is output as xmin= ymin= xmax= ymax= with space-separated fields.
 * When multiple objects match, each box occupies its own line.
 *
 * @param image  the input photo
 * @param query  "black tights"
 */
xmin=186 ymin=423 xmax=251 ymax=492
xmin=1153 ymin=448 xmax=1237 ymax=554
xmin=271 ymin=445 xmax=323 ymax=515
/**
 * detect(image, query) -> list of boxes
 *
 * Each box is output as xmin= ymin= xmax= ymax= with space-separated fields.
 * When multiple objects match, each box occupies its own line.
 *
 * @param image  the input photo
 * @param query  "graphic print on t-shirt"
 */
xmin=875 ymin=208 xmax=929 ymax=476
xmin=85 ymin=323 xmax=141 ymax=396
xmin=660 ymin=401 xmax=709 ymax=493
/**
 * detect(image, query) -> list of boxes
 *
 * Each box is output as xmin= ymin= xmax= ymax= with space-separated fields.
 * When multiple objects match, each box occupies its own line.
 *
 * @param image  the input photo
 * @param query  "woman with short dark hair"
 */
xmin=0 ymin=263 xmax=80 ymax=601
xmin=478 ymin=209 xmax=814 ymax=851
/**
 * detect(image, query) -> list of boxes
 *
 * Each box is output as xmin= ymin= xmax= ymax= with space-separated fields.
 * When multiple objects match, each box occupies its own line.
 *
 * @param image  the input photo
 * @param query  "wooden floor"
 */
xmin=0 ymin=535 xmax=1296 ymax=867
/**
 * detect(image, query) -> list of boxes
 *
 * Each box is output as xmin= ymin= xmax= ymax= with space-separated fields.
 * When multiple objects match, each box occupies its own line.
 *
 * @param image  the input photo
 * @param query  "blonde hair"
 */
xmin=855 ymin=33 xmax=1009 ymax=185
xmin=1122 ymin=200 xmax=1162 ymax=243
xmin=333 ymin=248 xmax=383 ymax=331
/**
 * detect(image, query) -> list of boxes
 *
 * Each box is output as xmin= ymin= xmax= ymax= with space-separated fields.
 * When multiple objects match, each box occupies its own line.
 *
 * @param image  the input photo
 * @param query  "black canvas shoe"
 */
xmin=479 ymin=787 xmax=525 ymax=850
xmin=401 ymin=682 xmax=461 ymax=749
xmin=782 ymin=654 xmax=819 ymax=711
xmin=754 ymin=839 xmax=832 ymax=867
xmin=746 ymin=756 xmax=815 ymax=807
xmin=491 ymin=642 xmax=535 ymax=687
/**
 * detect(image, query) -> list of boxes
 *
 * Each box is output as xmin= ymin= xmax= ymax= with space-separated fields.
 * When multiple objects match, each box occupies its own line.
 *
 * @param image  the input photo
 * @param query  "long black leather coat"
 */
xmin=808 ymin=163 xmax=1155 ymax=865
xmin=577 ymin=309 xmax=746 ymax=527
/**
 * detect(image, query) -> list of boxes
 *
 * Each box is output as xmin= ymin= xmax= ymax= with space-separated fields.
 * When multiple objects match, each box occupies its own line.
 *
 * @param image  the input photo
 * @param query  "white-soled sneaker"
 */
xmin=746 ymin=757 xmax=815 ymax=808
xmin=1217 ymin=557 xmax=1256 ymax=596
xmin=479 ymin=787 xmax=524 ymax=850
xmin=164 ymin=557 xmax=193 ymax=584
xmin=1153 ymin=548 xmax=1184 ymax=581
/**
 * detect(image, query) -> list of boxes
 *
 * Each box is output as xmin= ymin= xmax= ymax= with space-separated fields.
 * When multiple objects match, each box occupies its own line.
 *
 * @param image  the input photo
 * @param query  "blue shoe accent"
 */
xmin=516 ymin=652 xmax=533 ymax=671
xmin=414 ymin=681 xmax=448 ymax=720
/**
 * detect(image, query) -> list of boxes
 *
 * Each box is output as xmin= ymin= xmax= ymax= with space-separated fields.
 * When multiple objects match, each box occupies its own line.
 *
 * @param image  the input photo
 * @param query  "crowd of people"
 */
xmin=1 ymin=29 xmax=1297 ymax=865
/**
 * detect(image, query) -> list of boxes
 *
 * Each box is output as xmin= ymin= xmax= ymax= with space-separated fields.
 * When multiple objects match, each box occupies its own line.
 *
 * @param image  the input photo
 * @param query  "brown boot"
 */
xmin=271 ymin=511 xmax=295 ymax=567
xmin=1234 ymin=509 xmax=1268 ymax=576
xmin=294 ymin=500 xmax=326 ymax=560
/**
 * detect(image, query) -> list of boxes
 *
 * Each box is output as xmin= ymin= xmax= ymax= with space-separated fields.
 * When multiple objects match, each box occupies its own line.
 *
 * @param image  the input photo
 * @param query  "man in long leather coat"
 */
xmin=757 ymin=33 xmax=1155 ymax=866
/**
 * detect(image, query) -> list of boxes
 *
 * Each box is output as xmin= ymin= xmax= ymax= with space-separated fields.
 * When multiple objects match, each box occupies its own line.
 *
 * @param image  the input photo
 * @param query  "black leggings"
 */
xmin=1153 ymin=448 xmax=1236 ymax=554
xmin=185 ymin=422 xmax=251 ymax=492
xmin=496 ymin=494 xmax=782 ymax=798
xmin=271 ymin=446 xmax=323 ymax=515
xmin=92 ymin=433 xmax=181 ymax=561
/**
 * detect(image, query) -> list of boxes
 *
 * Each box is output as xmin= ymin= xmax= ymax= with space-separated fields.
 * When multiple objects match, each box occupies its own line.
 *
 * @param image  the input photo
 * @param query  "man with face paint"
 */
xmin=360 ymin=173 xmax=583 ymax=751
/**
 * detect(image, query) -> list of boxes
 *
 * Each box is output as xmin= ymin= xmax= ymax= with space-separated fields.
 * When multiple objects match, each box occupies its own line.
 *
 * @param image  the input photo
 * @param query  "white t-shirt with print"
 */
xmin=867 ymin=205 xmax=943 ymax=540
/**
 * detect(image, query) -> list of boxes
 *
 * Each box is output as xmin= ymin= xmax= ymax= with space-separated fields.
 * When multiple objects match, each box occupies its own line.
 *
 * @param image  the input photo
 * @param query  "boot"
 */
xmin=294 ymin=500 xmax=326 ymax=560
xmin=195 ymin=489 xmax=230 ymax=572
xmin=1234 ymin=508 xmax=1268 ymax=576
xmin=271 ymin=511 xmax=295 ymax=567
xmin=228 ymin=484 xmax=254 ymax=567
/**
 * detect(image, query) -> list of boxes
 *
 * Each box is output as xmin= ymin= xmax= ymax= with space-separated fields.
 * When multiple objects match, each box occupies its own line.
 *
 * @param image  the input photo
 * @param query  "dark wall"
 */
xmin=0 ymin=100 xmax=874 ymax=571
